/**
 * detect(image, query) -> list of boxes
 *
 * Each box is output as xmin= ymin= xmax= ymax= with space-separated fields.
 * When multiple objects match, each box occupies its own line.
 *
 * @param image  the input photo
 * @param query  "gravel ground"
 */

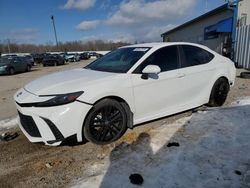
xmin=0 ymin=64 xmax=249 ymax=188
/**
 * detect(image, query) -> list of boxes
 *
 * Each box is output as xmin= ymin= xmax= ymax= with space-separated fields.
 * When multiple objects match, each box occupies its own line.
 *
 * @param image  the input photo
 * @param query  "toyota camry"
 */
xmin=14 ymin=42 xmax=236 ymax=145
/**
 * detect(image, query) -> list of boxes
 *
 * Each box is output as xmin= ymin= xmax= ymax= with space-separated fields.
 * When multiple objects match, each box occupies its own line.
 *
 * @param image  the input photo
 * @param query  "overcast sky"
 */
xmin=0 ymin=0 xmax=225 ymax=44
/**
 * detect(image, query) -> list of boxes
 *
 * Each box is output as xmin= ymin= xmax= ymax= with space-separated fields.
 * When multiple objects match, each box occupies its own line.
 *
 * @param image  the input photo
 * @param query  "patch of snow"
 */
xmin=232 ymin=96 xmax=250 ymax=106
xmin=0 ymin=116 xmax=18 ymax=131
xmin=149 ymin=116 xmax=191 ymax=154
xmin=71 ymin=100 xmax=250 ymax=188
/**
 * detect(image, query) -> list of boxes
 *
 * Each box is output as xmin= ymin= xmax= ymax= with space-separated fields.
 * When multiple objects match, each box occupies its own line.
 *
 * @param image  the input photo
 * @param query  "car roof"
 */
xmin=122 ymin=42 xmax=210 ymax=51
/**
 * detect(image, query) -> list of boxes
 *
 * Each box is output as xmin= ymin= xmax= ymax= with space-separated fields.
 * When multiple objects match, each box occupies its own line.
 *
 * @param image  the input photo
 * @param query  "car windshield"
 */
xmin=44 ymin=55 xmax=56 ymax=59
xmin=0 ymin=57 xmax=12 ymax=64
xmin=85 ymin=47 xmax=150 ymax=73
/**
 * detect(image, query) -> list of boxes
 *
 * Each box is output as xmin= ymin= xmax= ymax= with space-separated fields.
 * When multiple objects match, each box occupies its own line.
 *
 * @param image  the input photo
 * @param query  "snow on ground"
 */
xmin=232 ymin=96 xmax=250 ymax=106
xmin=0 ymin=116 xmax=18 ymax=131
xmin=71 ymin=98 xmax=250 ymax=188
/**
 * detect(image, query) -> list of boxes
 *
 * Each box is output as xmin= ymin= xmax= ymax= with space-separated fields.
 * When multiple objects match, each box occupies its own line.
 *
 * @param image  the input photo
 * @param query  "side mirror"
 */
xmin=141 ymin=65 xmax=161 ymax=79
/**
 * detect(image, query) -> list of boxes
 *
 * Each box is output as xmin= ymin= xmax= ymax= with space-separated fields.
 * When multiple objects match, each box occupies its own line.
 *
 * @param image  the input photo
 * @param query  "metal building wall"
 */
xmin=162 ymin=10 xmax=233 ymax=54
xmin=235 ymin=24 xmax=250 ymax=69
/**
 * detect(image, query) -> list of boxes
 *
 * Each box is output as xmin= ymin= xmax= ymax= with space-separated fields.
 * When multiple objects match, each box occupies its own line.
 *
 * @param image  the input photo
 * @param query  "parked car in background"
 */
xmin=14 ymin=42 xmax=236 ymax=146
xmin=79 ymin=52 xmax=90 ymax=60
xmin=0 ymin=56 xmax=32 ymax=75
xmin=24 ymin=55 xmax=35 ymax=66
xmin=88 ymin=52 xmax=103 ymax=59
xmin=42 ymin=54 xmax=65 ymax=66
xmin=32 ymin=53 xmax=46 ymax=64
xmin=64 ymin=53 xmax=80 ymax=62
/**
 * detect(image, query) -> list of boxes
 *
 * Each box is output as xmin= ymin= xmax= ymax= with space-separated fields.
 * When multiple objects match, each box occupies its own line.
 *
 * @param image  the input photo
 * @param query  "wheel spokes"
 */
xmin=90 ymin=105 xmax=124 ymax=142
xmin=109 ymin=110 xmax=122 ymax=123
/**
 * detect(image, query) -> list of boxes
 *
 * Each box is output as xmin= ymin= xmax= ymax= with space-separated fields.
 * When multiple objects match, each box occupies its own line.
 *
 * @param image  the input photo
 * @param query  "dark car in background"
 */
xmin=32 ymin=53 xmax=47 ymax=64
xmin=88 ymin=52 xmax=103 ymax=58
xmin=24 ymin=55 xmax=35 ymax=66
xmin=42 ymin=54 xmax=65 ymax=66
xmin=79 ymin=52 xmax=90 ymax=60
xmin=0 ymin=56 xmax=32 ymax=75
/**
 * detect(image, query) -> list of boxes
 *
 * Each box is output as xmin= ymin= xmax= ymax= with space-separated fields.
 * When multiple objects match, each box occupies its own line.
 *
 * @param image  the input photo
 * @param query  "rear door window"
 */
xmin=180 ymin=45 xmax=214 ymax=68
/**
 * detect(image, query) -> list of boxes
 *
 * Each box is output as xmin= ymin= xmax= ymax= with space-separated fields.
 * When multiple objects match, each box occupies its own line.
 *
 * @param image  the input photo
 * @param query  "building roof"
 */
xmin=161 ymin=4 xmax=230 ymax=37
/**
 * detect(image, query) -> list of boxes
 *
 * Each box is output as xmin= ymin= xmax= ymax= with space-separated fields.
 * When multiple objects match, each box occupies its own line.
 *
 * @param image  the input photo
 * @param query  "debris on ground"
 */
xmin=240 ymin=72 xmax=250 ymax=79
xmin=235 ymin=170 xmax=242 ymax=176
xmin=129 ymin=174 xmax=144 ymax=185
xmin=239 ymin=84 xmax=248 ymax=90
xmin=167 ymin=142 xmax=180 ymax=147
xmin=45 ymin=163 xmax=53 ymax=169
xmin=0 ymin=132 xmax=19 ymax=141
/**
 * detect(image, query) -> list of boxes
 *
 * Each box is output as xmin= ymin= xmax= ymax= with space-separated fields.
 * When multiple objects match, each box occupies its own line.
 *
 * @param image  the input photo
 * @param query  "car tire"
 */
xmin=9 ymin=67 xmax=15 ymax=75
xmin=26 ymin=65 xmax=31 ymax=72
xmin=83 ymin=99 xmax=128 ymax=145
xmin=208 ymin=78 xmax=230 ymax=107
xmin=240 ymin=72 xmax=250 ymax=79
xmin=43 ymin=64 xmax=46 ymax=67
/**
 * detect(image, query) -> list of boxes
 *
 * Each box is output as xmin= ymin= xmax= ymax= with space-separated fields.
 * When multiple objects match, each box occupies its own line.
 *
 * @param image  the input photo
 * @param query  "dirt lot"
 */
xmin=0 ymin=63 xmax=249 ymax=188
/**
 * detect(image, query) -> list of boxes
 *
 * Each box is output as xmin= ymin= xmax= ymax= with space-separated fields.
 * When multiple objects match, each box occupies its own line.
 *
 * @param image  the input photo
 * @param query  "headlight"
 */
xmin=0 ymin=65 xmax=7 ymax=69
xmin=35 ymin=91 xmax=84 ymax=107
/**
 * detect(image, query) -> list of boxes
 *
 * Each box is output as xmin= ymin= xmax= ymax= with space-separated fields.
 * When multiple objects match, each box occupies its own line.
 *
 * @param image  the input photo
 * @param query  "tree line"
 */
xmin=0 ymin=40 xmax=131 ymax=54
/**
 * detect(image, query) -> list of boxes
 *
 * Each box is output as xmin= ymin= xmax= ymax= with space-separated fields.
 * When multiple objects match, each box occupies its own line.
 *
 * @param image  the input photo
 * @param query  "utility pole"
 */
xmin=50 ymin=15 xmax=59 ymax=48
xmin=205 ymin=0 xmax=208 ymax=12
xmin=7 ymin=39 xmax=11 ymax=54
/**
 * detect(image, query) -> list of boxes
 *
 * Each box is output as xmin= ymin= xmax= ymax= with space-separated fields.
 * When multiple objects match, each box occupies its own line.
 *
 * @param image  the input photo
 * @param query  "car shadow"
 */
xmin=97 ymin=105 xmax=250 ymax=188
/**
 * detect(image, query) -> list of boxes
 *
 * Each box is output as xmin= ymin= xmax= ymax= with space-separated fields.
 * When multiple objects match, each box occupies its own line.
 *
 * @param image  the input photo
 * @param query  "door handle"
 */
xmin=177 ymin=73 xmax=186 ymax=78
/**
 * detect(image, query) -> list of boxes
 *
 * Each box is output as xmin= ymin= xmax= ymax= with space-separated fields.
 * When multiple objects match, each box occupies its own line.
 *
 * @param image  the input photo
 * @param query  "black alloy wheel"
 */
xmin=208 ymin=78 xmax=230 ymax=107
xmin=84 ymin=99 xmax=127 ymax=144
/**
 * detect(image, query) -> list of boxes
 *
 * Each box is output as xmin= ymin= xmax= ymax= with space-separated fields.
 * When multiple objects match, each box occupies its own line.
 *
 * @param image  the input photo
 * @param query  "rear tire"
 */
xmin=83 ymin=99 xmax=128 ymax=145
xmin=208 ymin=78 xmax=230 ymax=107
xmin=9 ymin=67 xmax=15 ymax=75
xmin=26 ymin=65 xmax=31 ymax=72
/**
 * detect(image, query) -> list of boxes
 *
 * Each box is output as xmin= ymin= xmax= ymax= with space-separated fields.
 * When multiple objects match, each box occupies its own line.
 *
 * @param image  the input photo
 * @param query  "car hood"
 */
xmin=24 ymin=68 xmax=118 ymax=95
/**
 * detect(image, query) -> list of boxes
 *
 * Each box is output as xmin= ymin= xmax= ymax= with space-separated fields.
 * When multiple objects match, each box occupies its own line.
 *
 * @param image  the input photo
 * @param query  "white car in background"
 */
xmin=14 ymin=42 xmax=236 ymax=146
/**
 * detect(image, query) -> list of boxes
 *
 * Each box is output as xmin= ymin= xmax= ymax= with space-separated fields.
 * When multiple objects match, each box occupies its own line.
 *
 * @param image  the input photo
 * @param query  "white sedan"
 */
xmin=14 ymin=42 xmax=236 ymax=145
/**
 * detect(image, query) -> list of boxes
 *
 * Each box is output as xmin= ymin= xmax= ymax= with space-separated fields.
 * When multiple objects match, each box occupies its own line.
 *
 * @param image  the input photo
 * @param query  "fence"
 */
xmin=235 ymin=24 xmax=250 ymax=69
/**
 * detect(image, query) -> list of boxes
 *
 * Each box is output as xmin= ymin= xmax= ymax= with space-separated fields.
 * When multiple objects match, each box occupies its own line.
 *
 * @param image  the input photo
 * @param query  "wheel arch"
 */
xmin=80 ymin=95 xmax=133 ymax=143
xmin=81 ymin=95 xmax=134 ymax=139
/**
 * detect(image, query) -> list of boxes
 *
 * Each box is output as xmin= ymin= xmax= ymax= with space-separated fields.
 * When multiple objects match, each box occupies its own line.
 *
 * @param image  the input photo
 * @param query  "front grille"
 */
xmin=18 ymin=111 xmax=41 ymax=137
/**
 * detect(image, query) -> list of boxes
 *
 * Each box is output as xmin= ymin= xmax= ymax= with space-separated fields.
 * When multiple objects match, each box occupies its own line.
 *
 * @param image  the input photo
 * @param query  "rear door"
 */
xmin=12 ymin=57 xmax=23 ymax=71
xmin=177 ymin=45 xmax=215 ymax=106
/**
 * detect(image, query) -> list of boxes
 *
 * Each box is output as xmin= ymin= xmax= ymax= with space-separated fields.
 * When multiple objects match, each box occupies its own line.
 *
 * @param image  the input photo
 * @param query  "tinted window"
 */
xmin=134 ymin=46 xmax=179 ymax=73
xmin=181 ymin=45 xmax=214 ymax=68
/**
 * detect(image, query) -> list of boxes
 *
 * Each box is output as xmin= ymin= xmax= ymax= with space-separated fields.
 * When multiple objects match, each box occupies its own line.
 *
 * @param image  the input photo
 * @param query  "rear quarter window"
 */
xmin=181 ymin=45 xmax=214 ymax=68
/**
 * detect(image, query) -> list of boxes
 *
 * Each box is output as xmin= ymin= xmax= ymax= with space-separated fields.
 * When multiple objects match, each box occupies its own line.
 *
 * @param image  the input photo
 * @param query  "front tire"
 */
xmin=83 ymin=99 xmax=128 ymax=145
xmin=208 ymin=78 xmax=230 ymax=107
